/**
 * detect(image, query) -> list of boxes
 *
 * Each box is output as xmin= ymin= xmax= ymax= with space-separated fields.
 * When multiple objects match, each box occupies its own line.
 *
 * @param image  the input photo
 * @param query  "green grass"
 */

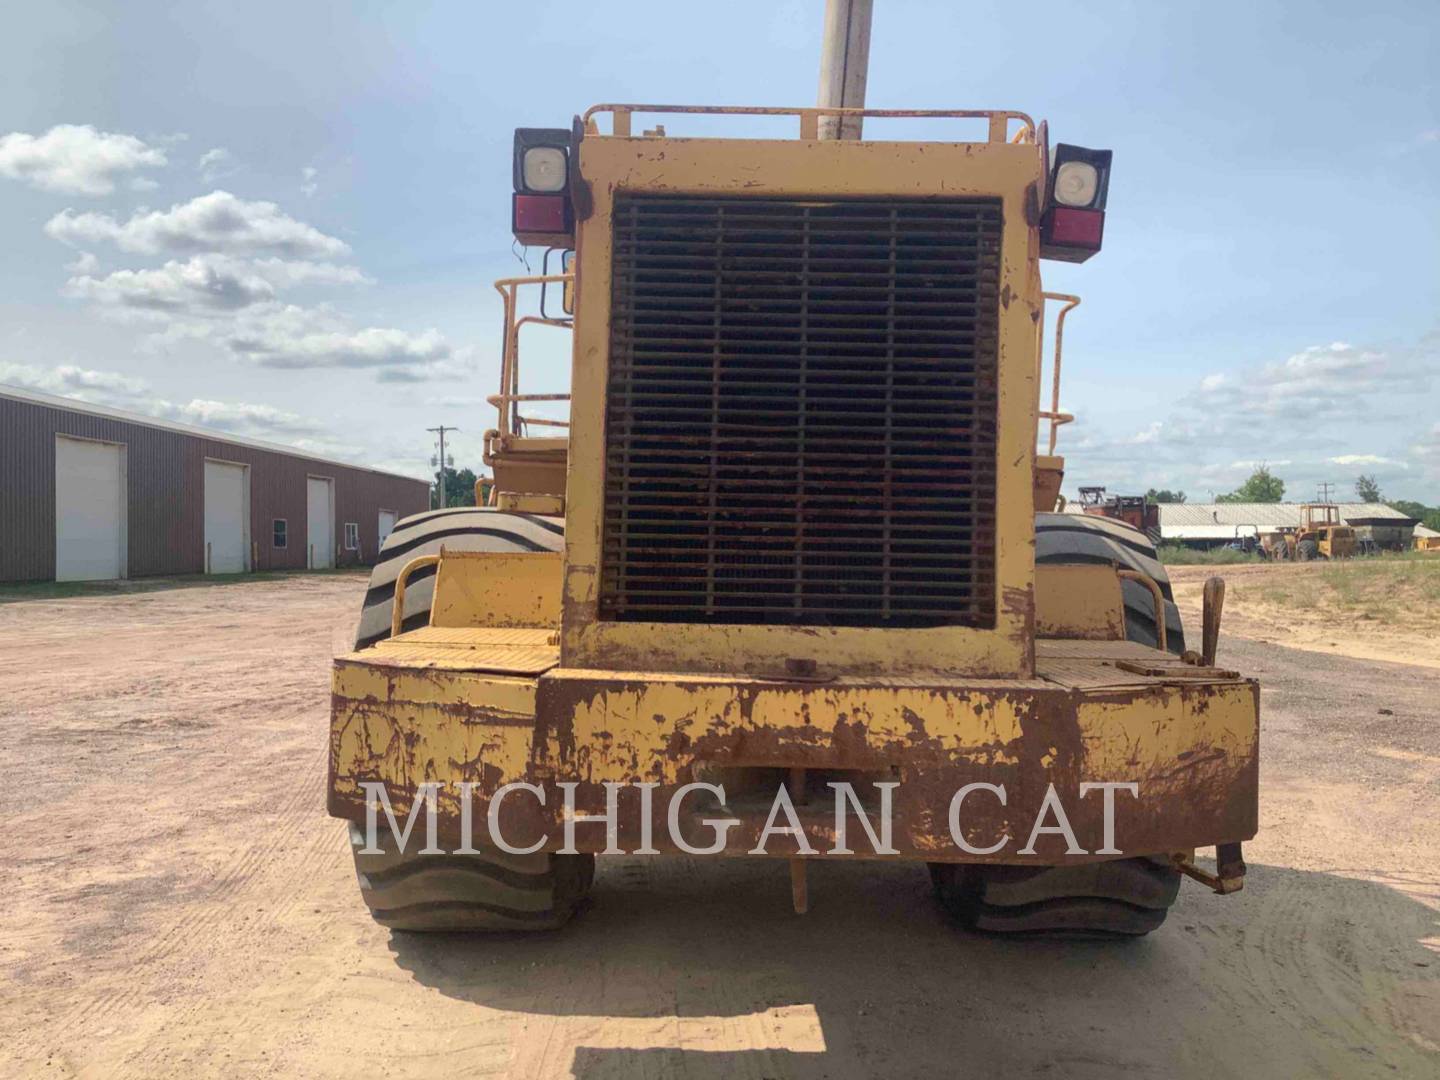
xmin=1157 ymin=545 xmax=1264 ymax=565
xmin=0 ymin=568 xmax=367 ymax=603
xmin=1244 ymin=553 xmax=1440 ymax=626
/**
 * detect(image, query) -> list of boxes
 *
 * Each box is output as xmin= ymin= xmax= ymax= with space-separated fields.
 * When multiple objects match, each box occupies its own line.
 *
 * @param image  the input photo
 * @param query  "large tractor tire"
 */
xmin=347 ymin=507 xmax=589 ymax=932
xmin=1296 ymin=538 xmax=1319 ymax=562
xmin=928 ymin=857 xmax=1181 ymax=937
xmin=1036 ymin=512 xmax=1186 ymax=655
xmin=350 ymin=823 xmax=594 ymax=932
xmin=353 ymin=507 xmax=564 ymax=650
xmin=940 ymin=517 xmax=1188 ymax=936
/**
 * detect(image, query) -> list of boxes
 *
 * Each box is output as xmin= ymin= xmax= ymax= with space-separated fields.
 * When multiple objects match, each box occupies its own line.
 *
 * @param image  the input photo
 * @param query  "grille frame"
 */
xmin=599 ymin=193 xmax=1002 ymax=630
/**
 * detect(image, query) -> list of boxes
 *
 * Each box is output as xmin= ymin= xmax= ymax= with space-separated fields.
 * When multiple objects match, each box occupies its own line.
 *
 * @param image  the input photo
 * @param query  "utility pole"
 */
xmin=1317 ymin=481 xmax=1335 ymax=503
xmin=428 ymin=425 xmax=458 ymax=508
xmin=816 ymin=0 xmax=874 ymax=140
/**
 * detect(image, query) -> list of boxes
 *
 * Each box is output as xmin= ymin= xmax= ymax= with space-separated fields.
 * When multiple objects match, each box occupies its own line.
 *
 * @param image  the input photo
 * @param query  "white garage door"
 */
xmin=307 ymin=476 xmax=334 ymax=569
xmin=378 ymin=509 xmax=397 ymax=548
xmin=55 ymin=435 xmax=126 ymax=581
xmin=204 ymin=460 xmax=249 ymax=574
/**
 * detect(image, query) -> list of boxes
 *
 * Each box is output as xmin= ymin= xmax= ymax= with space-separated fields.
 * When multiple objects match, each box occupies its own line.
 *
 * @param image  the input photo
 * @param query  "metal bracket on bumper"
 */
xmin=1173 ymin=842 xmax=1247 ymax=894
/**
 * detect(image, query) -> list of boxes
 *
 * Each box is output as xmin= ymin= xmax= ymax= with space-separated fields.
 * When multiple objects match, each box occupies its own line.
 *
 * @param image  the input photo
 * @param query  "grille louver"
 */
xmin=601 ymin=195 xmax=1001 ymax=627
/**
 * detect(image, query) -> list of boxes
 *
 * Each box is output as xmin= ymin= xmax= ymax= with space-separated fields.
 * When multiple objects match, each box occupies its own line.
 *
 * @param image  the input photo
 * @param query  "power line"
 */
xmin=1317 ymin=481 xmax=1335 ymax=503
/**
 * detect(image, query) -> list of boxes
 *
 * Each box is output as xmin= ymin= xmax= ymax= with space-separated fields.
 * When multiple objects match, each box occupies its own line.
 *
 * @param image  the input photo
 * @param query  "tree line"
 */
xmin=1144 ymin=467 xmax=1439 ymax=530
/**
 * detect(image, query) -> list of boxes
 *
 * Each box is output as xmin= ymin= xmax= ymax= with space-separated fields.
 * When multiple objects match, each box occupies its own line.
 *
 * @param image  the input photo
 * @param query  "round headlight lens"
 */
xmin=1053 ymin=161 xmax=1099 ymax=208
xmin=523 ymin=146 xmax=568 ymax=193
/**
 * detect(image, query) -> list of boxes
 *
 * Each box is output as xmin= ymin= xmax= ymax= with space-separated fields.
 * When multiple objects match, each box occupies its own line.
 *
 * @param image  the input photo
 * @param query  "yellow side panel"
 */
xmin=330 ymin=660 xmax=537 ymax=818
xmin=1034 ymin=564 xmax=1125 ymax=640
xmin=1077 ymin=683 xmax=1259 ymax=794
xmin=429 ymin=550 xmax=561 ymax=629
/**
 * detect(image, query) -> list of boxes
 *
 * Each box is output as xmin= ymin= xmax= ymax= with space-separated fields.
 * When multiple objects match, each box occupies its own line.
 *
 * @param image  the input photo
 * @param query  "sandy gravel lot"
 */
xmin=1169 ymin=560 xmax=1439 ymax=670
xmin=1 ymin=573 xmax=1437 ymax=1078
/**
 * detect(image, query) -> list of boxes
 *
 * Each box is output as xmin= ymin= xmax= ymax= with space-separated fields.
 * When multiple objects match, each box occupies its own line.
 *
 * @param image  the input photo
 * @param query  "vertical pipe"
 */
xmin=816 ymin=0 xmax=873 ymax=141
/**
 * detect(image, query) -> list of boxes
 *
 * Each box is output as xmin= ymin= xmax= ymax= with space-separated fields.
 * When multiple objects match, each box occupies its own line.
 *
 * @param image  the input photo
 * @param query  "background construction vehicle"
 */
xmin=1267 ymin=503 xmax=1357 ymax=561
xmin=329 ymin=0 xmax=1256 ymax=938
xmin=1077 ymin=486 xmax=1161 ymax=540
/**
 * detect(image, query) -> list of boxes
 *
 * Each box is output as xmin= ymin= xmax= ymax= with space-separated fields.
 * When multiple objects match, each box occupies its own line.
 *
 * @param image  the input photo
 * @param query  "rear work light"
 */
xmin=1040 ymin=142 xmax=1112 ymax=263
xmin=512 ymin=127 xmax=575 ymax=247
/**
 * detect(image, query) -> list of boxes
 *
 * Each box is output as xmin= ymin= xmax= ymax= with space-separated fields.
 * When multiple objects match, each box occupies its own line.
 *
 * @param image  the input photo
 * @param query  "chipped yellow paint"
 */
xmin=1076 ymin=683 xmax=1258 ymax=779
xmin=331 ymin=660 xmax=538 ymax=817
xmin=562 ymin=134 xmax=1046 ymax=679
xmin=1034 ymin=564 xmax=1126 ymax=640
xmin=429 ymin=550 xmax=561 ymax=630
xmin=562 ymin=677 xmax=1029 ymax=786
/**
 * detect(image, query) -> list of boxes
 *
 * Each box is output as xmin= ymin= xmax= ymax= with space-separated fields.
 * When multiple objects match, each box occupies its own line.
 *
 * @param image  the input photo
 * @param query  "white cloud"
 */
xmin=0 ymin=360 xmax=344 ymax=447
xmin=197 ymin=147 xmax=235 ymax=181
xmin=152 ymin=397 xmax=323 ymax=437
xmin=1328 ymin=454 xmax=1407 ymax=468
xmin=65 ymin=251 xmax=99 ymax=274
xmin=0 ymin=124 xmax=168 ymax=196
xmin=45 ymin=190 xmax=350 ymax=259
xmin=63 ymin=254 xmax=370 ymax=318
xmin=1411 ymin=423 xmax=1440 ymax=483
xmin=0 ymin=360 xmax=146 ymax=398
xmin=227 ymin=317 xmax=452 ymax=371
xmin=300 ymin=166 xmax=318 ymax=197
xmin=247 ymin=257 xmax=370 ymax=288
xmin=65 ymin=255 xmax=277 ymax=314
xmin=1059 ymin=333 xmax=1436 ymax=502
xmin=1186 ymin=341 xmax=1431 ymax=427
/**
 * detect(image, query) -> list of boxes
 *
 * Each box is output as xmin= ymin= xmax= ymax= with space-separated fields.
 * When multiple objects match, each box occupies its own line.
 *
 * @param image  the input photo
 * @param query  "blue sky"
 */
xmin=1 ymin=1 xmax=1436 ymax=501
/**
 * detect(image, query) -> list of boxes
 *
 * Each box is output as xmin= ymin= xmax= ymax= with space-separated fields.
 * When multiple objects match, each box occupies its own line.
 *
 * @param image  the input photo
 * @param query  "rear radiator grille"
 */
xmin=601 ymin=195 xmax=1001 ymax=627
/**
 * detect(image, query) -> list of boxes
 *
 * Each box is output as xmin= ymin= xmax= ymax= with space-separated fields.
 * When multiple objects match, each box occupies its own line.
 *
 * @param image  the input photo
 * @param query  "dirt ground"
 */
xmin=1169 ymin=560 xmax=1439 ymax=670
xmin=1 ymin=573 xmax=1437 ymax=1079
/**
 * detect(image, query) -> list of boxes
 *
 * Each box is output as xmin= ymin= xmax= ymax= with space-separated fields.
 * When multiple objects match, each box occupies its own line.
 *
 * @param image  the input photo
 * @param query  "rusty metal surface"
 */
xmin=1033 ymin=564 xmax=1125 ymax=640
xmin=329 ymin=643 xmax=1259 ymax=864
xmin=602 ymin=194 xmax=1001 ymax=629
xmin=562 ymin=134 xmax=1044 ymax=679
xmin=1202 ymin=575 xmax=1226 ymax=665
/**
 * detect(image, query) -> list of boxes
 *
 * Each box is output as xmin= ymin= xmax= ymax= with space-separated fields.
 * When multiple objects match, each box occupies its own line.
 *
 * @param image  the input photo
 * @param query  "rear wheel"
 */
xmin=350 ymin=823 xmax=594 ymax=932
xmin=1297 ymin=538 xmax=1319 ymax=562
xmin=353 ymin=507 xmax=563 ymax=649
xmin=1036 ymin=512 xmax=1186 ymax=655
xmin=929 ymin=857 xmax=1181 ymax=937
xmin=346 ymin=508 xmax=582 ymax=932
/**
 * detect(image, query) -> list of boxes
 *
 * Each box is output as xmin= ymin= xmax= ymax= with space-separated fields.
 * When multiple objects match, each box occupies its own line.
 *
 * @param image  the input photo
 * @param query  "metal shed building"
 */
xmin=1 ymin=384 xmax=429 ymax=583
xmin=1152 ymin=502 xmax=1418 ymax=549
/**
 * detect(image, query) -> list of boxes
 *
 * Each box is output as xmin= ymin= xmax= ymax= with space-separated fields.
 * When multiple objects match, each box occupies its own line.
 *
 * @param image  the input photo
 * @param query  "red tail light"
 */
xmin=512 ymin=193 xmax=573 ymax=247
xmin=1040 ymin=206 xmax=1105 ymax=262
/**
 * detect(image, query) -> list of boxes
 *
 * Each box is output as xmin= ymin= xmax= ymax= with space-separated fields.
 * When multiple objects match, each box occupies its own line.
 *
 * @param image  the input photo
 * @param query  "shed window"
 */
xmin=273 ymin=519 xmax=287 ymax=548
xmin=344 ymin=522 xmax=360 ymax=551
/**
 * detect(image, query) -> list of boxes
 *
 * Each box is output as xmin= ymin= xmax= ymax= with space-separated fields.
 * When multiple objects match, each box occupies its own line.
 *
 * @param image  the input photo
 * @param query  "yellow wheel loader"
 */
xmin=1293 ymin=503 xmax=1357 ymax=560
xmin=329 ymin=102 xmax=1257 ymax=938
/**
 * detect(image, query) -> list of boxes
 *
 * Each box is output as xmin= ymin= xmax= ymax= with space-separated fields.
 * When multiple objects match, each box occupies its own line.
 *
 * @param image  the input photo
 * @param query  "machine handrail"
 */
xmin=391 ymin=553 xmax=441 ymax=639
xmin=1039 ymin=292 xmax=1080 ymax=456
xmin=583 ymin=103 xmax=1036 ymax=143
xmin=1116 ymin=568 xmax=1167 ymax=654
xmin=492 ymin=276 xmax=574 ymax=438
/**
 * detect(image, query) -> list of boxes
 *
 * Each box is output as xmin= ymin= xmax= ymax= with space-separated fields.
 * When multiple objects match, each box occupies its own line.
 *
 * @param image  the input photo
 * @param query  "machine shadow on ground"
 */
xmin=387 ymin=855 xmax=1440 ymax=1078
